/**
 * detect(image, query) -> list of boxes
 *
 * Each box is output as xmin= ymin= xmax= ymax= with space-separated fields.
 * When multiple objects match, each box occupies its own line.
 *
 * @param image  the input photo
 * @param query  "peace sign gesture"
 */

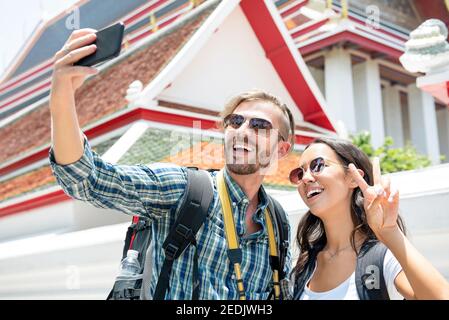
xmin=348 ymin=158 xmax=400 ymax=242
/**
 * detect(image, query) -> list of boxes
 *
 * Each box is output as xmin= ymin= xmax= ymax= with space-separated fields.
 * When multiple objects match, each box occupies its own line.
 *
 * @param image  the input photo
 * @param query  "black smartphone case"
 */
xmin=75 ymin=22 xmax=125 ymax=67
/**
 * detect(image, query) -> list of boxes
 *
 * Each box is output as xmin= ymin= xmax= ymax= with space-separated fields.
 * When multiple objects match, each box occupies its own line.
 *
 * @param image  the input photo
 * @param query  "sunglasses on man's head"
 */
xmin=289 ymin=156 xmax=347 ymax=185
xmin=223 ymin=113 xmax=286 ymax=140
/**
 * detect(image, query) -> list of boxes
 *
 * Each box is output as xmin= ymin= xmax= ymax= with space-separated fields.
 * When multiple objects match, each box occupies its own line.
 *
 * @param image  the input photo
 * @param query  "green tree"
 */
xmin=351 ymin=131 xmax=438 ymax=174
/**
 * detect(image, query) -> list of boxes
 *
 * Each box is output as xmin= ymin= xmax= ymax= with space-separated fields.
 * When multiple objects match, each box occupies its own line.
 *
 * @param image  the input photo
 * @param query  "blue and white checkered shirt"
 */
xmin=49 ymin=137 xmax=291 ymax=300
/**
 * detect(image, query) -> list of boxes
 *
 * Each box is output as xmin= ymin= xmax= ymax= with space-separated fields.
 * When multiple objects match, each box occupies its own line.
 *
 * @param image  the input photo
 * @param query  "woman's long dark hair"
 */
xmin=292 ymin=137 xmax=406 ymax=277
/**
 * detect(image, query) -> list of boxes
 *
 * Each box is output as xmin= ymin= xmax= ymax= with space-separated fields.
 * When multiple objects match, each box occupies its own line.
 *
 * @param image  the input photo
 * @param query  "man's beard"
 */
xmin=226 ymin=163 xmax=259 ymax=175
xmin=224 ymin=132 xmax=275 ymax=176
xmin=225 ymin=146 xmax=272 ymax=175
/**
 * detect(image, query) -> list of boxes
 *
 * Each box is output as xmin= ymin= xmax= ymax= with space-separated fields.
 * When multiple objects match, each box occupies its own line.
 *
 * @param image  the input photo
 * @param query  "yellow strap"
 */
xmin=217 ymin=169 xmax=281 ymax=300
xmin=234 ymin=263 xmax=246 ymax=300
xmin=217 ymin=170 xmax=240 ymax=250
xmin=265 ymin=209 xmax=281 ymax=300
xmin=265 ymin=209 xmax=277 ymax=257
xmin=217 ymin=170 xmax=246 ymax=300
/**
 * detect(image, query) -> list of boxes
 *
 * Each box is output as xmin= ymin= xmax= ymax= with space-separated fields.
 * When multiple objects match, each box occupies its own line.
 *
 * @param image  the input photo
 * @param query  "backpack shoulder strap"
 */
xmin=267 ymin=195 xmax=290 ymax=280
xmin=153 ymin=168 xmax=214 ymax=300
xmin=292 ymin=248 xmax=319 ymax=300
xmin=355 ymin=241 xmax=390 ymax=300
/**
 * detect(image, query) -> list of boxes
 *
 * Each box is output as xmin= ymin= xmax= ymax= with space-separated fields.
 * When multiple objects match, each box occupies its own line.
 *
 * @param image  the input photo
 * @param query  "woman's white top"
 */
xmin=299 ymin=249 xmax=404 ymax=300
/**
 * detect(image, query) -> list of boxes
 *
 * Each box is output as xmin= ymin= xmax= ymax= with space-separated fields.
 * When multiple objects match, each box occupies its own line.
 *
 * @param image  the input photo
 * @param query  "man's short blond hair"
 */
xmin=219 ymin=90 xmax=296 ymax=148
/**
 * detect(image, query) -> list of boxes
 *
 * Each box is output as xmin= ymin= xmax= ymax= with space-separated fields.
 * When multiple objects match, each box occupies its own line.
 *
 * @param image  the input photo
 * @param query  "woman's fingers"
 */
xmin=381 ymin=176 xmax=391 ymax=199
xmin=388 ymin=187 xmax=400 ymax=210
xmin=348 ymin=163 xmax=369 ymax=193
xmin=384 ymin=187 xmax=400 ymax=228
xmin=367 ymin=192 xmax=383 ymax=212
xmin=382 ymin=176 xmax=390 ymax=191
xmin=372 ymin=157 xmax=382 ymax=185
xmin=388 ymin=187 xmax=397 ymax=202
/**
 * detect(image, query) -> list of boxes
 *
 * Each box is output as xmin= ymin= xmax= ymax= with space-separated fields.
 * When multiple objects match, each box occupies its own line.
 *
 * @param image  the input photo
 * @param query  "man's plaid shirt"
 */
xmin=49 ymin=137 xmax=291 ymax=300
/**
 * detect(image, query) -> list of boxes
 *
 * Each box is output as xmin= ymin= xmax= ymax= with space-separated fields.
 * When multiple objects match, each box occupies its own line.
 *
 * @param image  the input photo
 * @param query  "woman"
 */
xmin=289 ymin=137 xmax=449 ymax=300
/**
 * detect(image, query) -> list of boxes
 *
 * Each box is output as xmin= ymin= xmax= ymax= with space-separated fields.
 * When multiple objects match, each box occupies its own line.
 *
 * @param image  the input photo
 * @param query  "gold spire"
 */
xmin=150 ymin=11 xmax=158 ymax=33
xmin=341 ymin=0 xmax=348 ymax=19
xmin=123 ymin=36 xmax=130 ymax=51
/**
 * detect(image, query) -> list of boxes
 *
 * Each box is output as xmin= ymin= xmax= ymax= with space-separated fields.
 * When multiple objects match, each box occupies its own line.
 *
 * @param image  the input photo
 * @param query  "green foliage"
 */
xmin=351 ymin=131 xmax=433 ymax=174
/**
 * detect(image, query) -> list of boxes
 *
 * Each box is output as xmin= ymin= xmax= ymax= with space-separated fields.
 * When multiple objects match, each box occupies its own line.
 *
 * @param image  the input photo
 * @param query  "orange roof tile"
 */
xmin=0 ymin=166 xmax=56 ymax=202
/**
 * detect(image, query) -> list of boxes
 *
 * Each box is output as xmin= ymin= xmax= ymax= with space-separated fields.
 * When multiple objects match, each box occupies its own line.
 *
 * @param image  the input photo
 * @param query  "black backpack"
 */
xmin=293 ymin=240 xmax=390 ymax=300
xmin=107 ymin=168 xmax=290 ymax=300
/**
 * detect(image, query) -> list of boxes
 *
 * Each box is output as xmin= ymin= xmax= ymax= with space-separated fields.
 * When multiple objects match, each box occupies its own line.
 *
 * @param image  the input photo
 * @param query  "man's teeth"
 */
xmin=307 ymin=188 xmax=323 ymax=198
xmin=233 ymin=145 xmax=253 ymax=152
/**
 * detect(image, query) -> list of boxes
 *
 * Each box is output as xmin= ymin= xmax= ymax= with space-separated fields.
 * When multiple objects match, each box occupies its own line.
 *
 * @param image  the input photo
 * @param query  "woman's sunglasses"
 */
xmin=289 ymin=157 xmax=347 ymax=184
xmin=223 ymin=113 xmax=286 ymax=141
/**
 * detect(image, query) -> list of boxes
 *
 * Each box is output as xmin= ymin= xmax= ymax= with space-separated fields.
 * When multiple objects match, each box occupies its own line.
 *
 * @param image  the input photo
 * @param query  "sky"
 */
xmin=0 ymin=0 xmax=79 ymax=77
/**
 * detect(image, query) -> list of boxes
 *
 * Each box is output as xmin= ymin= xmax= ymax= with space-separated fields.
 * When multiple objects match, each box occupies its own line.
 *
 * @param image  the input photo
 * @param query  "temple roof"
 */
xmin=0 ymin=3 xmax=215 ymax=164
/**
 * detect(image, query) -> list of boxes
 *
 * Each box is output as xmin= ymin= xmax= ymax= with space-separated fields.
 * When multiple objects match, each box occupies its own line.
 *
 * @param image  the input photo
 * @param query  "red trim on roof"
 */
xmin=299 ymin=30 xmax=348 ymax=55
xmin=290 ymin=18 xmax=329 ymax=39
xmin=0 ymin=81 xmax=51 ymax=111
xmin=280 ymin=0 xmax=308 ymax=18
xmin=295 ymin=135 xmax=314 ymax=144
xmin=0 ymin=190 xmax=70 ymax=218
xmin=299 ymin=30 xmax=403 ymax=59
xmin=240 ymin=0 xmax=334 ymax=131
xmin=0 ymin=149 xmax=50 ymax=178
xmin=128 ymin=11 xmax=184 ymax=45
xmin=0 ymin=61 xmax=53 ymax=94
xmin=123 ymin=0 xmax=170 ymax=25
xmin=86 ymin=108 xmax=218 ymax=140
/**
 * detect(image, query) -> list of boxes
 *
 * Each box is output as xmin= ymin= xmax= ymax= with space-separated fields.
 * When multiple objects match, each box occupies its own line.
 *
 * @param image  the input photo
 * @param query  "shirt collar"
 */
xmin=223 ymin=168 xmax=269 ymax=212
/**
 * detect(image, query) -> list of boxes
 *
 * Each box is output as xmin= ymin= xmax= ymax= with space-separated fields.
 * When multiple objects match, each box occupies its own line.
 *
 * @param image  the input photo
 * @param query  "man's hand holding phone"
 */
xmin=51 ymin=22 xmax=124 ymax=94
xmin=52 ymin=28 xmax=99 ymax=95
xmin=50 ymin=23 xmax=125 ymax=165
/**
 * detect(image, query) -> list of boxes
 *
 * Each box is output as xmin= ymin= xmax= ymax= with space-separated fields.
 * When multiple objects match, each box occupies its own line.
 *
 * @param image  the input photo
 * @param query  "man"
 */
xmin=49 ymin=29 xmax=295 ymax=299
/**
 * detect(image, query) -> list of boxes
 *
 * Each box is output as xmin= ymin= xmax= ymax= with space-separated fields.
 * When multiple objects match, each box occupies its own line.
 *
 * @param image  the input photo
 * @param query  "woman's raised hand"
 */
xmin=348 ymin=158 xmax=400 ymax=241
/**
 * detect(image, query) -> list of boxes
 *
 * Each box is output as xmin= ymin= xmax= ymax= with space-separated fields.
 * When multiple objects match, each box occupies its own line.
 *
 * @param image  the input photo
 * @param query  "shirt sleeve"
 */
xmin=49 ymin=135 xmax=188 ymax=220
xmin=383 ymin=249 xmax=404 ymax=300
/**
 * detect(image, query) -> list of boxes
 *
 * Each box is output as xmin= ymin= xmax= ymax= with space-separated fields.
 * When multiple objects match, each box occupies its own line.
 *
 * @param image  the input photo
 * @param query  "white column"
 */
xmin=407 ymin=84 xmax=441 ymax=164
xmin=308 ymin=66 xmax=325 ymax=96
xmin=352 ymin=59 xmax=385 ymax=148
xmin=437 ymin=107 xmax=449 ymax=163
xmin=383 ymin=84 xmax=404 ymax=147
xmin=324 ymin=47 xmax=357 ymax=134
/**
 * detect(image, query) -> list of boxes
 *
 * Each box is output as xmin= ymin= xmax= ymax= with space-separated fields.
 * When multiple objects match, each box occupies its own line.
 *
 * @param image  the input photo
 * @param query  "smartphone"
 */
xmin=75 ymin=22 xmax=125 ymax=67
